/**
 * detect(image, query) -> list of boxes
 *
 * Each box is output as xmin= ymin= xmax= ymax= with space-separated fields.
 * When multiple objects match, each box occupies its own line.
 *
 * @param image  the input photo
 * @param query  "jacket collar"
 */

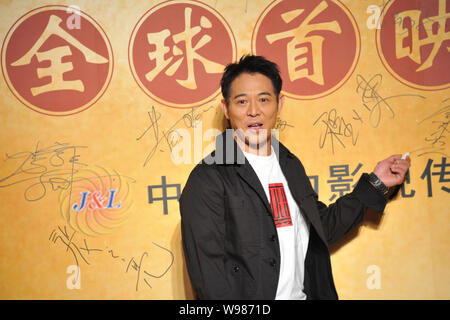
xmin=209 ymin=131 xmax=328 ymax=246
xmin=208 ymin=130 xmax=292 ymax=215
xmin=208 ymin=130 xmax=292 ymax=166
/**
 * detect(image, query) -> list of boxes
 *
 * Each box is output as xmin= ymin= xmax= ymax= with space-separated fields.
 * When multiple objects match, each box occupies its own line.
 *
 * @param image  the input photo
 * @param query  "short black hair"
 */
xmin=220 ymin=55 xmax=282 ymax=104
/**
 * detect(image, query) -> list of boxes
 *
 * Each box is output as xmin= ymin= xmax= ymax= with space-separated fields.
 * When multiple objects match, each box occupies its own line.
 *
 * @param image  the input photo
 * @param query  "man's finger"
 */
xmin=390 ymin=161 xmax=410 ymax=175
xmin=385 ymin=154 xmax=402 ymax=164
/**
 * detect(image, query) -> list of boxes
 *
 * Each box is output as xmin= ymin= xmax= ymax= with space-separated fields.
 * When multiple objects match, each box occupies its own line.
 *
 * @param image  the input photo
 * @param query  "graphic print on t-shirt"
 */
xmin=269 ymin=183 xmax=293 ymax=228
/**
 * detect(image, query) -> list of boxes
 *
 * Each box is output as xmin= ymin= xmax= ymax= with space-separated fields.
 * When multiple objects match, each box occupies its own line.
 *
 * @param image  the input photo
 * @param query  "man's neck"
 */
xmin=235 ymin=136 xmax=272 ymax=157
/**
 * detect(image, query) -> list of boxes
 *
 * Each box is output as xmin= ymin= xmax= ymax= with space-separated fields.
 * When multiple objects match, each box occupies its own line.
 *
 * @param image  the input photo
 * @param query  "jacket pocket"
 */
xmin=224 ymin=257 xmax=257 ymax=299
xmin=224 ymin=195 xmax=261 ymax=247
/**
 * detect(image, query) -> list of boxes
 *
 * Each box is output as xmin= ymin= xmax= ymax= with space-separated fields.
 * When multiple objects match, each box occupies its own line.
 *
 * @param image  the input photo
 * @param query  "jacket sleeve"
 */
xmin=179 ymin=164 xmax=231 ymax=299
xmin=314 ymin=173 xmax=388 ymax=245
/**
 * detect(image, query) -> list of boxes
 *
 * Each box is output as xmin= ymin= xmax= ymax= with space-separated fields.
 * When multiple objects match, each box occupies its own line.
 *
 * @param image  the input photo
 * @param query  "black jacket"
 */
xmin=180 ymin=132 xmax=388 ymax=299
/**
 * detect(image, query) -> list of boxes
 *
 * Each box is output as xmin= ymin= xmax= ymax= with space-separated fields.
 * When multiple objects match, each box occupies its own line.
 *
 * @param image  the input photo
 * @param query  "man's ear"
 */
xmin=277 ymin=94 xmax=285 ymax=115
xmin=221 ymin=99 xmax=229 ymax=119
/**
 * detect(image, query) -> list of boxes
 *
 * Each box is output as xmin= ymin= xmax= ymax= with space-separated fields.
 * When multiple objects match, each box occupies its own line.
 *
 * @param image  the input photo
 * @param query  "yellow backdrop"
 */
xmin=0 ymin=0 xmax=448 ymax=299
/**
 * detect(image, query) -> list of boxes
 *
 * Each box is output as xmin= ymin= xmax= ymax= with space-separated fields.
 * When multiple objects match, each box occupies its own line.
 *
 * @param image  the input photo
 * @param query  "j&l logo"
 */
xmin=129 ymin=0 xmax=237 ymax=108
xmin=1 ymin=5 xmax=113 ymax=116
xmin=252 ymin=0 xmax=360 ymax=100
xmin=72 ymin=189 xmax=122 ymax=212
xmin=59 ymin=167 xmax=134 ymax=237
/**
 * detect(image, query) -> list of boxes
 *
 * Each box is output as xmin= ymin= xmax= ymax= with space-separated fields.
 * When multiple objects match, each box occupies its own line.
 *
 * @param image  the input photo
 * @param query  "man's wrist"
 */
xmin=368 ymin=172 xmax=389 ymax=196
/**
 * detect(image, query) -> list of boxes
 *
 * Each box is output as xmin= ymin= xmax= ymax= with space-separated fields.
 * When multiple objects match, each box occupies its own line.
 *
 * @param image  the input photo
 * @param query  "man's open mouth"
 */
xmin=247 ymin=123 xmax=263 ymax=130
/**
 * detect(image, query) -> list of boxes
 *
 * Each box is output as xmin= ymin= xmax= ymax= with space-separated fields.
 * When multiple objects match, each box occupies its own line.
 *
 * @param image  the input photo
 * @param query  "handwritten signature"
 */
xmin=356 ymin=74 xmax=425 ymax=128
xmin=413 ymin=99 xmax=450 ymax=157
xmin=313 ymin=108 xmax=359 ymax=154
xmin=136 ymin=105 xmax=216 ymax=167
xmin=0 ymin=142 xmax=87 ymax=201
xmin=392 ymin=2 xmax=447 ymax=36
xmin=49 ymin=225 xmax=174 ymax=291
xmin=137 ymin=105 xmax=294 ymax=166
xmin=371 ymin=0 xmax=444 ymax=35
xmin=275 ymin=116 xmax=294 ymax=131
xmin=314 ymin=74 xmax=425 ymax=153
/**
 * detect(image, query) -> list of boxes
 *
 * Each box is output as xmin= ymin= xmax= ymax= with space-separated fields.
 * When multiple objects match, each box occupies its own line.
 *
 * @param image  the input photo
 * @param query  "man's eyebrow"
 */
xmin=232 ymin=93 xmax=247 ymax=99
xmin=232 ymin=92 xmax=273 ymax=99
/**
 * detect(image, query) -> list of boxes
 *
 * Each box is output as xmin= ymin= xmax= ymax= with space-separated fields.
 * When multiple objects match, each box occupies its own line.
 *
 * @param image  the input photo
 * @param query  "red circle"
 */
xmin=376 ymin=0 xmax=450 ymax=91
xmin=1 ymin=6 xmax=114 ymax=116
xmin=129 ymin=0 xmax=236 ymax=109
xmin=252 ymin=0 xmax=360 ymax=100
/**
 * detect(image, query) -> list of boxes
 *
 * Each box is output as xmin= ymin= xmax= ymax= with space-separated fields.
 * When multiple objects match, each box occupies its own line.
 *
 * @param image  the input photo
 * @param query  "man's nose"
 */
xmin=247 ymin=99 xmax=260 ymax=116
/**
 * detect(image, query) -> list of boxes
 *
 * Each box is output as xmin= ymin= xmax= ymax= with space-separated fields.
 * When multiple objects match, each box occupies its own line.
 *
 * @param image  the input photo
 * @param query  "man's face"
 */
xmin=221 ymin=72 xmax=284 ymax=154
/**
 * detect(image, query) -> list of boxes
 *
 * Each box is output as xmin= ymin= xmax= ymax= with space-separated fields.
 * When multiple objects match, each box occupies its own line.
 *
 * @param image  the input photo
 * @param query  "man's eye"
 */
xmin=237 ymin=99 xmax=247 ymax=104
xmin=260 ymin=97 xmax=269 ymax=103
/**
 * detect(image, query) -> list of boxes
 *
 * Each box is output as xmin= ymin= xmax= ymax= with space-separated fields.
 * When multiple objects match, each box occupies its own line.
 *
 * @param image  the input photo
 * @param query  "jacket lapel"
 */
xmin=215 ymin=131 xmax=273 ymax=215
xmin=236 ymin=163 xmax=273 ymax=215
xmin=214 ymin=131 xmax=329 ymax=245
xmin=278 ymin=146 xmax=329 ymax=245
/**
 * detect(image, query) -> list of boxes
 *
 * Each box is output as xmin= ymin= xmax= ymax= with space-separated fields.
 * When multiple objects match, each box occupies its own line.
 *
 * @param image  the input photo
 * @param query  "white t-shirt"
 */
xmin=243 ymin=147 xmax=310 ymax=300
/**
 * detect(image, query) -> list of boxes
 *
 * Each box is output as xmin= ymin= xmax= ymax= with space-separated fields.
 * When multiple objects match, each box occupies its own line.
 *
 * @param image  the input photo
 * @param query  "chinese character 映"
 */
xmin=395 ymin=0 xmax=450 ymax=72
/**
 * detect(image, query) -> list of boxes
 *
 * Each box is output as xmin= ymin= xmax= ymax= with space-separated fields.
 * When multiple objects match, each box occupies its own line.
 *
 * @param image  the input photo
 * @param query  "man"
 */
xmin=179 ymin=55 xmax=410 ymax=300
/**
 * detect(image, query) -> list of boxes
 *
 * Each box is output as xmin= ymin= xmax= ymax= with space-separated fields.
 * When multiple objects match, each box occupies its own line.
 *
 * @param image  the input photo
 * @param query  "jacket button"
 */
xmin=233 ymin=265 xmax=240 ymax=272
xmin=269 ymin=259 xmax=277 ymax=267
xmin=270 ymin=235 xmax=276 ymax=242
